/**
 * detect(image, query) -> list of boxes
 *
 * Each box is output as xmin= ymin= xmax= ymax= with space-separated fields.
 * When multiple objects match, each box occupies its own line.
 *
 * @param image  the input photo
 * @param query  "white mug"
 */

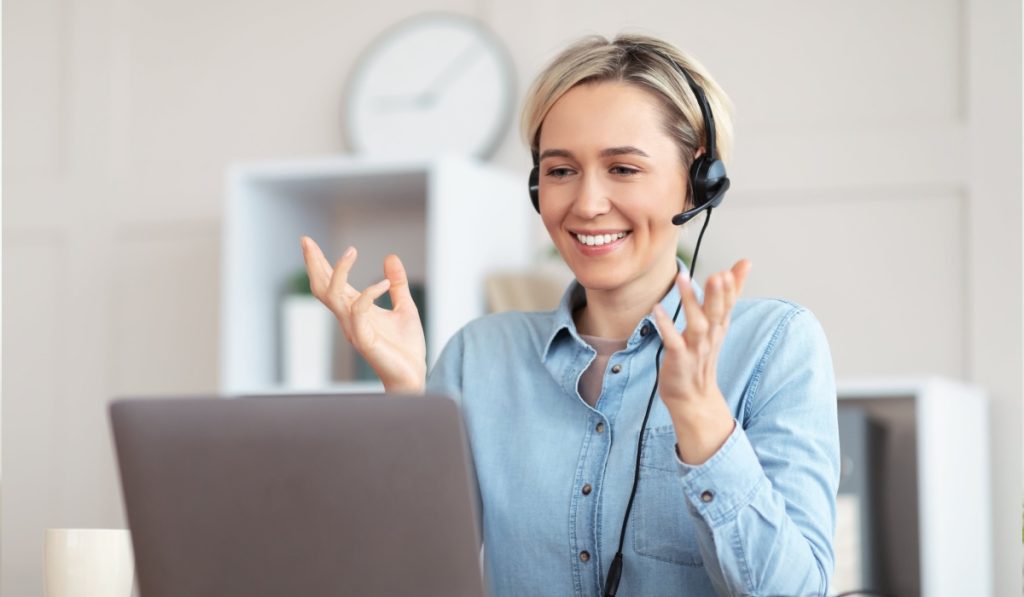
xmin=44 ymin=528 xmax=135 ymax=597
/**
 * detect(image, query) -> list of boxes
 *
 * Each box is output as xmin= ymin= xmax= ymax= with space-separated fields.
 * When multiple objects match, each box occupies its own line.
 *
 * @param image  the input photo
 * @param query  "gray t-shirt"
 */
xmin=578 ymin=333 xmax=628 ymax=407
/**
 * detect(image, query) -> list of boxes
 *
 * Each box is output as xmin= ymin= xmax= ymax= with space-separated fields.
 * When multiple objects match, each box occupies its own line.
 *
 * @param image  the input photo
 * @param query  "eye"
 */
xmin=545 ymin=167 xmax=575 ymax=179
xmin=610 ymin=165 xmax=640 ymax=176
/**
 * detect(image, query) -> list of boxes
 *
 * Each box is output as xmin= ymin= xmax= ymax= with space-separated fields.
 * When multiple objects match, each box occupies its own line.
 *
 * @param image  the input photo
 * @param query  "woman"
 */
xmin=301 ymin=33 xmax=839 ymax=597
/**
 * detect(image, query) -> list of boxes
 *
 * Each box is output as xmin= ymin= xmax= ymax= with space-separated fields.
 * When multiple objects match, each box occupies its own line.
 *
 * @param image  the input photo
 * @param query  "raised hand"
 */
xmin=651 ymin=259 xmax=752 ymax=465
xmin=300 ymin=236 xmax=426 ymax=393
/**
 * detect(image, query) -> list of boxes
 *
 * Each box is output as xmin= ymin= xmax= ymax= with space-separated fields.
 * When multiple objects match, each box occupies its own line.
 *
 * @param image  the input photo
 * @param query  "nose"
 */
xmin=571 ymin=171 xmax=612 ymax=219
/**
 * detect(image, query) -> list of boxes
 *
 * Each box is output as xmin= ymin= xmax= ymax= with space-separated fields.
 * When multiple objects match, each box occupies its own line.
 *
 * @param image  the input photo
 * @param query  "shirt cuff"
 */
xmin=673 ymin=420 xmax=766 ymax=527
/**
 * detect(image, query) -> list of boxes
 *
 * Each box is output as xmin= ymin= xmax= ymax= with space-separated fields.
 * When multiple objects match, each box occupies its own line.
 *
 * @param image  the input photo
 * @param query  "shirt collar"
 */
xmin=539 ymin=257 xmax=703 ymax=362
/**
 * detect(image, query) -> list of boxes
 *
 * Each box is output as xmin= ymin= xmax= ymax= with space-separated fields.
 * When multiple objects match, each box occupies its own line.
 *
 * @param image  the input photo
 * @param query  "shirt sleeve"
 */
xmin=426 ymin=326 xmax=466 ymax=406
xmin=671 ymin=307 xmax=840 ymax=597
xmin=425 ymin=328 xmax=485 ymax=545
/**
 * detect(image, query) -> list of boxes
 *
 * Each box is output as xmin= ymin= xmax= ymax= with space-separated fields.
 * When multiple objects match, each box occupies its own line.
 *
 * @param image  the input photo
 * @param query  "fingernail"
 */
xmin=679 ymin=271 xmax=690 ymax=283
xmin=343 ymin=246 xmax=355 ymax=258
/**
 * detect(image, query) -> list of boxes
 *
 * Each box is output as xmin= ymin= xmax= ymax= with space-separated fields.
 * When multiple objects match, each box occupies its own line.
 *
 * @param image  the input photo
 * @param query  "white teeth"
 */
xmin=575 ymin=231 xmax=627 ymax=246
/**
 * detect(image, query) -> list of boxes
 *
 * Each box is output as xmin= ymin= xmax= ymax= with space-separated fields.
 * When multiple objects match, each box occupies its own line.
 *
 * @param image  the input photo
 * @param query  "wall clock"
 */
xmin=344 ymin=13 xmax=516 ymax=160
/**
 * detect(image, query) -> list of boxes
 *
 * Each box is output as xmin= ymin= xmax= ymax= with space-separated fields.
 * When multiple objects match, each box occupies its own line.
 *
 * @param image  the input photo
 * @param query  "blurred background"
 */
xmin=3 ymin=0 xmax=1021 ymax=595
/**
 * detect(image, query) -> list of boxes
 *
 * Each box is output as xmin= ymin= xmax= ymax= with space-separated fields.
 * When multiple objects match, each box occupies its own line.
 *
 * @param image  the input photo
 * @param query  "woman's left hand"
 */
xmin=652 ymin=259 xmax=752 ymax=465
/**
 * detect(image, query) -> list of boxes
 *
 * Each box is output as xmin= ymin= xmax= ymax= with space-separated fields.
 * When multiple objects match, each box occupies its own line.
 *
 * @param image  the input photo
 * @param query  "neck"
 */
xmin=574 ymin=259 xmax=679 ymax=339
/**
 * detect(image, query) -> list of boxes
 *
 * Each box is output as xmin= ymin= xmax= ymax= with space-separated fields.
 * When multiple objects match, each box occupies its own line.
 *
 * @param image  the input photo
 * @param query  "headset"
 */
xmin=525 ymin=44 xmax=730 ymax=597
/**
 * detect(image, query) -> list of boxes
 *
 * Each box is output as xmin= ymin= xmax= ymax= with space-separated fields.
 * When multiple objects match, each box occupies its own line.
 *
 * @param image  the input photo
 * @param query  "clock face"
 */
xmin=344 ymin=13 xmax=516 ymax=160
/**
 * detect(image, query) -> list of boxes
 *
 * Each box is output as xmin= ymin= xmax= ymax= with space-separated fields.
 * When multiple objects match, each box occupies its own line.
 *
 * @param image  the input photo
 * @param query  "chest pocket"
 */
xmin=632 ymin=425 xmax=704 ymax=567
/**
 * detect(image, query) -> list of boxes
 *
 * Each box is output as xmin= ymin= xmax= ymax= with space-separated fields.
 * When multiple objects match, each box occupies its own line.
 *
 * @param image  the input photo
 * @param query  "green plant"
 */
xmin=289 ymin=269 xmax=313 ymax=295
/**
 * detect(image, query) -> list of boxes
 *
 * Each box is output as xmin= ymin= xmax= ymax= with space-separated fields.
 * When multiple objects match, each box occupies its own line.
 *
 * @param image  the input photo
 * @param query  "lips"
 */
xmin=567 ymin=229 xmax=632 ymax=257
xmin=572 ymin=230 xmax=631 ymax=247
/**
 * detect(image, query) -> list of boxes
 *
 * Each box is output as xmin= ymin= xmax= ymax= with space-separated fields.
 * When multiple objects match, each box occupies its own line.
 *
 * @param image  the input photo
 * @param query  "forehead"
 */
xmin=539 ymin=81 xmax=671 ymax=153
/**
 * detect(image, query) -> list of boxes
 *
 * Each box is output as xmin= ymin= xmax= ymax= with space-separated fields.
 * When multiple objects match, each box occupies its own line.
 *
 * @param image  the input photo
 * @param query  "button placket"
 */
xmin=576 ymin=415 xmax=607 ymax=582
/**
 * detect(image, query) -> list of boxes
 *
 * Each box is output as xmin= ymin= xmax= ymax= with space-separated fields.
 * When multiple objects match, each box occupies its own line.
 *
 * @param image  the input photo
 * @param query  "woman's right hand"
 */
xmin=300 ymin=236 xmax=426 ymax=393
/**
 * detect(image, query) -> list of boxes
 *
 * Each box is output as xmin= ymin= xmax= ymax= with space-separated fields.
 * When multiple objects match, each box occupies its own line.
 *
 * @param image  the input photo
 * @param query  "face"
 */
xmin=537 ymin=81 xmax=687 ymax=297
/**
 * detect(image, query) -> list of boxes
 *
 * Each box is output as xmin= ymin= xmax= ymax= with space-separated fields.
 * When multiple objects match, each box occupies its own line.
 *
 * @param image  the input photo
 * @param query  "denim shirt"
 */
xmin=427 ymin=262 xmax=840 ymax=597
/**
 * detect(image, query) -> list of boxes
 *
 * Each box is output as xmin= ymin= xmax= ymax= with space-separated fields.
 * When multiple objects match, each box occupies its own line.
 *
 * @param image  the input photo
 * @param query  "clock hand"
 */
xmin=416 ymin=39 xmax=482 ymax=107
xmin=374 ymin=93 xmax=432 ymax=111
xmin=373 ymin=39 xmax=482 ymax=112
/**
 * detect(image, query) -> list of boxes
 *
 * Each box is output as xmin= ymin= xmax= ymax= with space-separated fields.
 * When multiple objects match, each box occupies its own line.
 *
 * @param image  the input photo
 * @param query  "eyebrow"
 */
xmin=538 ymin=146 xmax=651 ymax=161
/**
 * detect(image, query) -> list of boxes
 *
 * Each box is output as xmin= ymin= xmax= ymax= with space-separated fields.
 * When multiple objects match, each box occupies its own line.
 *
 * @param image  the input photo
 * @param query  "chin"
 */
xmin=566 ymin=263 xmax=631 ymax=292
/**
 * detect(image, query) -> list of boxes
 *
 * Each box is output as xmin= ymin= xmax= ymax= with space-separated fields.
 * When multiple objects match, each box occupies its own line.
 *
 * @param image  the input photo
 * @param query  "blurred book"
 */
xmin=833 ymin=405 xmax=882 ymax=594
xmin=485 ymin=270 xmax=567 ymax=313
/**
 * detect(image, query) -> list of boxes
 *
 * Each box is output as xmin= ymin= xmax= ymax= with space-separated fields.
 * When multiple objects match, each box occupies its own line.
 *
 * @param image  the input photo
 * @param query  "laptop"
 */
xmin=109 ymin=394 xmax=485 ymax=597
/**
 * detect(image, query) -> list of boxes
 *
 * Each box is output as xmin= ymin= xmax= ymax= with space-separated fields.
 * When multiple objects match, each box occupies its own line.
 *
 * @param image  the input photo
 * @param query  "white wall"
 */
xmin=3 ymin=0 xmax=1020 ymax=595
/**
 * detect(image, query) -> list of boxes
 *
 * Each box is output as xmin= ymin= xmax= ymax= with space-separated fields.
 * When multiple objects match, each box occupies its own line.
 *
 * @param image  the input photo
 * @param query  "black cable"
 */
xmin=602 ymin=207 xmax=713 ymax=597
xmin=689 ymin=207 xmax=712 ymax=276
xmin=602 ymin=297 xmax=680 ymax=597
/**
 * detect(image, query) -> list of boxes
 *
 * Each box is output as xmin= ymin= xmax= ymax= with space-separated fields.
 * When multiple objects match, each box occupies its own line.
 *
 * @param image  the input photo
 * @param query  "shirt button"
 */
xmin=579 ymin=551 xmax=590 ymax=562
xmin=611 ymin=364 xmax=622 ymax=374
xmin=582 ymin=483 xmax=592 ymax=496
xmin=700 ymin=490 xmax=714 ymax=503
xmin=640 ymin=324 xmax=651 ymax=337
xmin=595 ymin=422 xmax=605 ymax=433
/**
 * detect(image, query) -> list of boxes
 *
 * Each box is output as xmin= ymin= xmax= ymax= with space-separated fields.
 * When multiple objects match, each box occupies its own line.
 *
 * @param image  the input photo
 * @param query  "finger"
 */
xmin=300 ymin=236 xmax=333 ymax=294
xmin=731 ymin=259 xmax=753 ymax=297
xmin=723 ymin=269 xmax=736 ymax=308
xmin=677 ymin=272 xmax=708 ymax=339
xmin=703 ymin=273 xmax=727 ymax=326
xmin=326 ymin=246 xmax=360 ymax=303
xmin=352 ymin=278 xmax=391 ymax=317
xmin=652 ymin=303 xmax=685 ymax=351
xmin=383 ymin=254 xmax=416 ymax=312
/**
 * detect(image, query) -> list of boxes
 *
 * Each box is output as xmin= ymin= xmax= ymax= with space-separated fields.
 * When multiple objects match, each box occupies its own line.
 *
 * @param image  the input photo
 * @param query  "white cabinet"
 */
xmin=835 ymin=377 xmax=991 ymax=597
xmin=220 ymin=154 xmax=532 ymax=395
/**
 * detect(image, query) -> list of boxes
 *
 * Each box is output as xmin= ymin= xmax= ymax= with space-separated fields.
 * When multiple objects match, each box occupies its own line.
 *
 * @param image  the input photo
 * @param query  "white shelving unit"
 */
xmin=220 ymin=154 xmax=532 ymax=396
xmin=835 ymin=377 xmax=991 ymax=597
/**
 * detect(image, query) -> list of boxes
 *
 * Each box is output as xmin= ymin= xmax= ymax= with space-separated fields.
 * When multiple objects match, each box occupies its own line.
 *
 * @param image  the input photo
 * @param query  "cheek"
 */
xmin=540 ymin=211 xmax=567 ymax=252
xmin=538 ymin=194 xmax=568 ymax=234
xmin=538 ymin=205 xmax=557 ymax=234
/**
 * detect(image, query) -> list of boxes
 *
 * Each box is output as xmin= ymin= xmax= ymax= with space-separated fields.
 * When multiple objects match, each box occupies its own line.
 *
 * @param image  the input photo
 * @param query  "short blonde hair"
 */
xmin=520 ymin=34 xmax=734 ymax=205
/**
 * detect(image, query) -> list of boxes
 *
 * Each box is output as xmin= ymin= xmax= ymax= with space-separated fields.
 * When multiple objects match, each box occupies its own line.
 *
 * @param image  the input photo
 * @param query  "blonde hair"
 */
xmin=520 ymin=34 xmax=734 ymax=207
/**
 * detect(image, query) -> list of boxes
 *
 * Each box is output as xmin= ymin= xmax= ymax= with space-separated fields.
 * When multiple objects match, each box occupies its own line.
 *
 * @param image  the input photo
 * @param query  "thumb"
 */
xmin=732 ymin=259 xmax=752 ymax=296
xmin=383 ymin=254 xmax=416 ymax=311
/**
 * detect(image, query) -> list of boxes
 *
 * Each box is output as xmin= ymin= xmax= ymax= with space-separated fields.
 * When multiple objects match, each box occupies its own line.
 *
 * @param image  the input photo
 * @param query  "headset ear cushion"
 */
xmin=528 ymin=166 xmax=540 ymax=213
xmin=690 ymin=156 xmax=730 ymax=208
xmin=689 ymin=155 xmax=710 ymax=206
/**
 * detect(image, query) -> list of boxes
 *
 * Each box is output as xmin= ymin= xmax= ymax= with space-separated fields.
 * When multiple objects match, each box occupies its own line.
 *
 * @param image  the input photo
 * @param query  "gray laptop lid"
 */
xmin=110 ymin=394 xmax=485 ymax=597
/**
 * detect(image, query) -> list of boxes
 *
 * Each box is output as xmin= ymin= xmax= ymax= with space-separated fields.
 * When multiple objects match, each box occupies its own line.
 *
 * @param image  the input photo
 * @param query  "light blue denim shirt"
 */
xmin=427 ymin=261 xmax=840 ymax=597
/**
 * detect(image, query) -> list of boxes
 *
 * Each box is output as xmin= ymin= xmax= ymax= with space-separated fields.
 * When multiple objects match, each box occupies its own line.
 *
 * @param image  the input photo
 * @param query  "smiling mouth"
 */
xmin=573 ymin=231 xmax=630 ymax=247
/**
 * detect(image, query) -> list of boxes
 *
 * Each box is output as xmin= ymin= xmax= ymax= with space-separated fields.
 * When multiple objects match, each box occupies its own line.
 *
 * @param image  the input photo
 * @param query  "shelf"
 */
xmin=834 ymin=377 xmax=990 ymax=597
xmin=220 ymin=153 xmax=532 ymax=395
